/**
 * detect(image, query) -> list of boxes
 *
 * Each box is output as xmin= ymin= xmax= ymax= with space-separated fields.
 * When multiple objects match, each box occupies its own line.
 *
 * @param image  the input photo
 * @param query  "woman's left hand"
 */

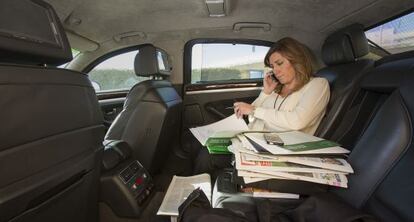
xmin=233 ymin=102 xmax=254 ymax=118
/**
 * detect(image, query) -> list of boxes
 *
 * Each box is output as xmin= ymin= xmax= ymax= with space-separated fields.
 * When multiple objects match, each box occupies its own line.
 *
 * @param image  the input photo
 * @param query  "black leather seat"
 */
xmin=105 ymin=44 xmax=182 ymax=175
xmin=0 ymin=1 xmax=105 ymax=222
xmin=314 ymin=24 xmax=374 ymax=144
xmin=331 ymin=54 xmax=414 ymax=221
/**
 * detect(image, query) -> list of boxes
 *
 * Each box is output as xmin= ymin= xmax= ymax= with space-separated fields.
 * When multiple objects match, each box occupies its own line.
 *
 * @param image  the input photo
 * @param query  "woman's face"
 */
xmin=268 ymin=52 xmax=296 ymax=85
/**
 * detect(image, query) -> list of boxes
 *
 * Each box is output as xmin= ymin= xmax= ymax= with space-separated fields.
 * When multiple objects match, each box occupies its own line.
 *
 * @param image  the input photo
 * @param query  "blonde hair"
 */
xmin=264 ymin=37 xmax=315 ymax=93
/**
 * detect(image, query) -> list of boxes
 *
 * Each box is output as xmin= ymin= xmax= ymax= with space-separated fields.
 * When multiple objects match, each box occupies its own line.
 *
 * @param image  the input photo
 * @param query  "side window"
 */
xmin=88 ymin=50 xmax=149 ymax=92
xmin=191 ymin=43 xmax=270 ymax=83
xmin=365 ymin=11 xmax=414 ymax=55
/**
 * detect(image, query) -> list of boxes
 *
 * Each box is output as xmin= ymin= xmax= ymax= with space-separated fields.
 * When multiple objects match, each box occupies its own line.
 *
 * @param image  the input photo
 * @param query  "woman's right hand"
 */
xmin=263 ymin=71 xmax=279 ymax=95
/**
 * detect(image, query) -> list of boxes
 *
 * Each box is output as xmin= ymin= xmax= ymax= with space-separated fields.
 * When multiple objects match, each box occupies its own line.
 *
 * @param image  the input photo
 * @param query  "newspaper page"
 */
xmin=238 ymin=169 xmax=288 ymax=180
xmin=157 ymin=174 xmax=211 ymax=216
xmin=244 ymin=132 xmax=350 ymax=155
xmin=189 ymin=114 xmax=249 ymax=146
xmin=235 ymin=151 xmax=348 ymax=174
xmin=252 ymin=169 xmax=348 ymax=188
xmin=240 ymin=187 xmax=299 ymax=199
xmin=240 ymin=150 xmax=353 ymax=173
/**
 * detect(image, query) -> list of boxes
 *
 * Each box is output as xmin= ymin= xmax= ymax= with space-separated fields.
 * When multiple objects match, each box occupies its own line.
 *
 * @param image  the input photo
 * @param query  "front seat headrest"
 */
xmin=322 ymin=23 xmax=369 ymax=66
xmin=134 ymin=44 xmax=172 ymax=77
xmin=0 ymin=0 xmax=72 ymax=66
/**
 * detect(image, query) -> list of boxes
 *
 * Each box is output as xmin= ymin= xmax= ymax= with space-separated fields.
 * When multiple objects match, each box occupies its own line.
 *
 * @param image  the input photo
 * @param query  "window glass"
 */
xmin=365 ymin=11 xmax=414 ymax=54
xmin=191 ymin=43 xmax=270 ymax=83
xmin=88 ymin=50 xmax=149 ymax=92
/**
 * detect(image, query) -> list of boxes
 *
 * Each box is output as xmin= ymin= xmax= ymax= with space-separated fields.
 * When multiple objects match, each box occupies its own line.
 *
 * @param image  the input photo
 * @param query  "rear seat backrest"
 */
xmin=333 ymin=56 xmax=414 ymax=221
xmin=314 ymin=24 xmax=374 ymax=140
xmin=0 ymin=0 xmax=105 ymax=221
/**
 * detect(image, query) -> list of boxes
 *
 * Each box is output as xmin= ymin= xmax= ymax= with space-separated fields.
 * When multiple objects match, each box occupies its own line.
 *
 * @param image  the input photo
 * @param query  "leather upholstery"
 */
xmin=134 ymin=44 xmax=172 ymax=77
xmin=333 ymin=56 xmax=414 ymax=221
xmin=315 ymin=23 xmax=373 ymax=141
xmin=105 ymin=45 xmax=182 ymax=174
xmin=0 ymin=1 xmax=105 ymax=221
xmin=0 ymin=0 xmax=72 ymax=66
xmin=321 ymin=23 xmax=369 ymax=66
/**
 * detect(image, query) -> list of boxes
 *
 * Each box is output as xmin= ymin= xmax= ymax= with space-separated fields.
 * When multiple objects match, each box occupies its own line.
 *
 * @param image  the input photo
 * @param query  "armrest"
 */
xmin=102 ymin=140 xmax=132 ymax=171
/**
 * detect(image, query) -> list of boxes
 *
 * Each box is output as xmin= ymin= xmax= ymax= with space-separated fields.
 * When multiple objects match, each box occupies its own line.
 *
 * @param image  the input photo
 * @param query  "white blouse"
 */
xmin=249 ymin=77 xmax=330 ymax=135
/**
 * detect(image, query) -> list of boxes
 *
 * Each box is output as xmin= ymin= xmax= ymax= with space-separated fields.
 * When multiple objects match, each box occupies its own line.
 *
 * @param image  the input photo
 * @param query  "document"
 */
xmin=190 ymin=114 xmax=249 ymax=146
xmin=244 ymin=131 xmax=350 ymax=155
xmin=242 ymin=151 xmax=353 ymax=173
xmin=240 ymin=169 xmax=348 ymax=188
xmin=157 ymin=174 xmax=211 ymax=216
xmin=235 ymin=152 xmax=348 ymax=174
xmin=240 ymin=187 xmax=299 ymax=199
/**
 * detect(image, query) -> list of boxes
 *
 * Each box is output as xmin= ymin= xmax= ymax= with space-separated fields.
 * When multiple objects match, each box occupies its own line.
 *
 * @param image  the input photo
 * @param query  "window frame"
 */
xmin=83 ymin=44 xmax=152 ymax=95
xmin=183 ymin=39 xmax=274 ymax=85
xmin=364 ymin=8 xmax=414 ymax=56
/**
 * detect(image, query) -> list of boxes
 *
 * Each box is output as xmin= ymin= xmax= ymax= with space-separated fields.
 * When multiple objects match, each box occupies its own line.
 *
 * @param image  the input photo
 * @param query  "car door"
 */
xmin=182 ymin=40 xmax=273 ymax=131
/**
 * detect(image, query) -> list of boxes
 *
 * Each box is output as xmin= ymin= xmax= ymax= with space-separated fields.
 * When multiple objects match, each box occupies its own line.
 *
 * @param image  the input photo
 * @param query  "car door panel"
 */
xmin=183 ymin=82 xmax=262 ymax=129
xmin=98 ymin=97 xmax=125 ymax=128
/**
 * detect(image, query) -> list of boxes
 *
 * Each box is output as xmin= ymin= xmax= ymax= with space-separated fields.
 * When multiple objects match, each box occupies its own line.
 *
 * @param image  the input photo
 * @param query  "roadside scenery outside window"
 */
xmin=88 ymin=50 xmax=149 ymax=92
xmin=191 ymin=43 xmax=270 ymax=83
xmin=365 ymin=12 xmax=414 ymax=54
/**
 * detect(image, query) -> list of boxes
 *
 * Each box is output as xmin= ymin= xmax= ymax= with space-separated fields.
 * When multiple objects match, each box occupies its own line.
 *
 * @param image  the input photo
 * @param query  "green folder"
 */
xmin=206 ymin=137 xmax=233 ymax=154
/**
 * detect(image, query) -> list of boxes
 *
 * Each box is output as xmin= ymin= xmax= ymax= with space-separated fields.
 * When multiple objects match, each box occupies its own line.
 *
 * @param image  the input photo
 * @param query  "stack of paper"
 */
xmin=190 ymin=114 xmax=249 ymax=154
xmin=157 ymin=174 xmax=211 ymax=220
xmin=189 ymin=114 xmax=354 ymax=190
xmin=232 ymin=131 xmax=353 ymax=189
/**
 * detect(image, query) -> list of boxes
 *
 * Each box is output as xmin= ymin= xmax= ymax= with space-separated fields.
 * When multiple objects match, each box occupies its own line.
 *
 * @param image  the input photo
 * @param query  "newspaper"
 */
xmin=247 ymin=169 xmax=348 ymax=188
xmin=189 ymin=114 xmax=249 ymax=146
xmin=244 ymin=132 xmax=350 ymax=155
xmin=157 ymin=174 xmax=211 ymax=216
xmin=240 ymin=187 xmax=299 ymax=199
xmin=240 ymin=149 xmax=353 ymax=173
xmin=235 ymin=151 xmax=347 ymax=174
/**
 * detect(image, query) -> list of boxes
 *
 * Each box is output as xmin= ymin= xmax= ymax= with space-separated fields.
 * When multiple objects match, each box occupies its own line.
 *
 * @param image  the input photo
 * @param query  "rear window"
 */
xmin=191 ymin=43 xmax=270 ymax=84
xmin=365 ymin=11 xmax=414 ymax=54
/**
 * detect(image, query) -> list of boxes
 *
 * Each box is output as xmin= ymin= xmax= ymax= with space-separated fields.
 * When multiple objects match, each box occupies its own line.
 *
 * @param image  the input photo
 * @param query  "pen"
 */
xmin=225 ymin=106 xmax=235 ymax=109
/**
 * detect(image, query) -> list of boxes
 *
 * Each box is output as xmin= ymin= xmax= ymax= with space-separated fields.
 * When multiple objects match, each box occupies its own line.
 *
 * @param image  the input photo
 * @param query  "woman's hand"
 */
xmin=233 ymin=102 xmax=255 ymax=118
xmin=263 ymin=71 xmax=279 ymax=94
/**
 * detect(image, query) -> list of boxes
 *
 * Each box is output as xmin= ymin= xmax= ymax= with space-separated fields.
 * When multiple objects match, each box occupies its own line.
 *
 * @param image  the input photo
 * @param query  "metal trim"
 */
xmin=186 ymin=86 xmax=262 ymax=95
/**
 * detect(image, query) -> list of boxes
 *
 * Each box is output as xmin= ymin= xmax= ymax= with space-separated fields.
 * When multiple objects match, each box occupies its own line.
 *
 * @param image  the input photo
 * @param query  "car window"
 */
xmin=191 ymin=43 xmax=270 ymax=84
xmin=365 ymin=11 xmax=414 ymax=54
xmin=88 ymin=50 xmax=149 ymax=92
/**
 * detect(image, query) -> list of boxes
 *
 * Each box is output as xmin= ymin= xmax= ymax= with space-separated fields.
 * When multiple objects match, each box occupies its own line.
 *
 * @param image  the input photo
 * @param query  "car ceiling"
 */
xmin=43 ymin=0 xmax=414 ymax=81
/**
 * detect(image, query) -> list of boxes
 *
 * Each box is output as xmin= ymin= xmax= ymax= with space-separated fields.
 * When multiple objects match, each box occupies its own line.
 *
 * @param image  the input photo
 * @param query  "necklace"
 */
xmin=273 ymin=93 xmax=290 ymax=111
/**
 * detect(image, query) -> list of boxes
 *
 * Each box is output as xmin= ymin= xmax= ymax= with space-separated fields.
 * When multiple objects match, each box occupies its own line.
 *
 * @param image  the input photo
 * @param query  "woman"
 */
xmin=193 ymin=37 xmax=330 ymax=175
xmin=234 ymin=37 xmax=330 ymax=135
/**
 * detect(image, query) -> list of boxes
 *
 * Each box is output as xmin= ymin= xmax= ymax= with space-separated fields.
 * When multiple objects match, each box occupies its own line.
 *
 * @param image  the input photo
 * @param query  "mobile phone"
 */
xmin=269 ymin=71 xmax=279 ymax=83
xmin=264 ymin=133 xmax=284 ymax=146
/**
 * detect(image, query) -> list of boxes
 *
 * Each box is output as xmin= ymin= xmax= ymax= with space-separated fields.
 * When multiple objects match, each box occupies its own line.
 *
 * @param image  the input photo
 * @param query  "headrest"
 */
xmin=0 ymin=0 xmax=72 ymax=66
xmin=134 ymin=44 xmax=172 ymax=77
xmin=322 ymin=24 xmax=369 ymax=66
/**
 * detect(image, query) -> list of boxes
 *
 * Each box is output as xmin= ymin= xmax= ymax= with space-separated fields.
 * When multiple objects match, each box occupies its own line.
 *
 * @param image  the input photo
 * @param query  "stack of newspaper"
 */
xmin=230 ymin=132 xmax=353 ymax=188
xmin=190 ymin=114 xmax=353 ymax=189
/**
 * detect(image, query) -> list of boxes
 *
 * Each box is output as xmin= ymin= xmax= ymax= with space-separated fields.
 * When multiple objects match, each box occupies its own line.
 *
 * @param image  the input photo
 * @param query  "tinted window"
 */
xmin=365 ymin=11 xmax=414 ymax=54
xmin=191 ymin=43 xmax=270 ymax=83
xmin=88 ymin=50 xmax=149 ymax=92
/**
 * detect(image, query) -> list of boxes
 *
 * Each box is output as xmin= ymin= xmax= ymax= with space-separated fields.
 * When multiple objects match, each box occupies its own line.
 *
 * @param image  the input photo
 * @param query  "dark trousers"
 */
xmin=193 ymin=146 xmax=233 ymax=181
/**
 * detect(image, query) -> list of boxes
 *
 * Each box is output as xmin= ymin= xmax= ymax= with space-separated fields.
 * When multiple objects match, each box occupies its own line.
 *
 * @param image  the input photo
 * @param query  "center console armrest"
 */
xmin=100 ymin=140 xmax=154 ymax=218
